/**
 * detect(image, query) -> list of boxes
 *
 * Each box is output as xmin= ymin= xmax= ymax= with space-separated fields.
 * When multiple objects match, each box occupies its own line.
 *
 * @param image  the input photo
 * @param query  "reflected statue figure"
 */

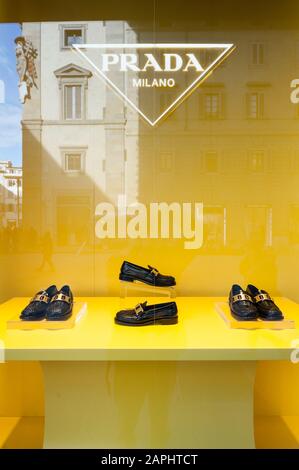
xmin=15 ymin=36 xmax=38 ymax=104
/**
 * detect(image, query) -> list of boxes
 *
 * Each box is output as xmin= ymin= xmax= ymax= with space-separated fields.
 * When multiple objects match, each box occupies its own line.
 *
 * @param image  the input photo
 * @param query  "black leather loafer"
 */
xmin=115 ymin=301 xmax=178 ymax=326
xmin=246 ymin=284 xmax=284 ymax=321
xmin=119 ymin=261 xmax=176 ymax=287
xmin=20 ymin=285 xmax=58 ymax=321
xmin=229 ymin=284 xmax=258 ymax=321
xmin=46 ymin=285 xmax=73 ymax=321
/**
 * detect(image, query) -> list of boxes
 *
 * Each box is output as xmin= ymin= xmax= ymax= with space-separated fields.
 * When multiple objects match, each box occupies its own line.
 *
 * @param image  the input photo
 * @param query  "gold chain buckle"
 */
xmin=149 ymin=266 xmax=159 ymax=276
xmin=232 ymin=293 xmax=253 ymax=303
xmin=254 ymin=293 xmax=271 ymax=303
xmin=51 ymin=293 xmax=72 ymax=304
xmin=134 ymin=303 xmax=144 ymax=316
xmin=32 ymin=293 xmax=50 ymax=303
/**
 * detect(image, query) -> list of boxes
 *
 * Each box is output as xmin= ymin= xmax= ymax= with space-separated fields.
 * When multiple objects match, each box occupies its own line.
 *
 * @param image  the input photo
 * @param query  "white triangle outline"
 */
xmin=73 ymin=43 xmax=235 ymax=126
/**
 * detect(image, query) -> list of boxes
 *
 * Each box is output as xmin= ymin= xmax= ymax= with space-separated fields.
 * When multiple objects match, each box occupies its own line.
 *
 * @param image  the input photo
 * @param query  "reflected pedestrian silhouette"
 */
xmin=37 ymin=231 xmax=55 ymax=272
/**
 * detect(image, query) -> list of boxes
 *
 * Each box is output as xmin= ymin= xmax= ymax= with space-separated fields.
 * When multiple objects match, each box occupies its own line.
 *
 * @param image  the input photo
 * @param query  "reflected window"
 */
xmin=247 ymin=92 xmax=264 ymax=119
xmin=203 ymin=206 xmax=227 ymax=248
xmin=248 ymin=151 xmax=265 ymax=172
xmin=59 ymin=24 xmax=87 ymax=49
xmin=61 ymin=147 xmax=87 ymax=174
xmin=64 ymin=29 xmax=83 ymax=46
xmin=65 ymin=154 xmax=82 ymax=172
xmin=204 ymin=93 xmax=223 ymax=119
xmin=245 ymin=206 xmax=272 ymax=246
xmin=250 ymin=43 xmax=265 ymax=65
xmin=64 ymin=85 xmax=82 ymax=120
xmin=54 ymin=64 xmax=92 ymax=121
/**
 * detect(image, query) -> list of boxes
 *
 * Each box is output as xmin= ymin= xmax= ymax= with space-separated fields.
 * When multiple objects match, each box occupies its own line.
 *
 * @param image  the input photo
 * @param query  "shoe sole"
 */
xmin=258 ymin=315 xmax=284 ymax=321
xmin=115 ymin=316 xmax=178 ymax=326
xmin=20 ymin=315 xmax=46 ymax=321
xmin=119 ymin=273 xmax=175 ymax=287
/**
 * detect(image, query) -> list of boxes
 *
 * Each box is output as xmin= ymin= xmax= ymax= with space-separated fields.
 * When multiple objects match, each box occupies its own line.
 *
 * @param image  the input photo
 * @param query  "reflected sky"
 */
xmin=0 ymin=23 xmax=22 ymax=164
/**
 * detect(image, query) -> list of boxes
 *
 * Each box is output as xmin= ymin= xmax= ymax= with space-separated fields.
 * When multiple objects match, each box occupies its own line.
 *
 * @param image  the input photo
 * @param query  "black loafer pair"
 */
xmin=20 ymin=285 xmax=73 ymax=321
xmin=229 ymin=284 xmax=283 ymax=321
xmin=119 ymin=261 xmax=176 ymax=287
xmin=117 ymin=262 xmax=177 ymax=326
xmin=115 ymin=301 xmax=178 ymax=326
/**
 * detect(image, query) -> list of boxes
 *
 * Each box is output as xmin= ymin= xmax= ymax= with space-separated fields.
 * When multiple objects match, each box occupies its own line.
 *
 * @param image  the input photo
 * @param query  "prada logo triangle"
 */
xmin=73 ymin=43 xmax=235 ymax=126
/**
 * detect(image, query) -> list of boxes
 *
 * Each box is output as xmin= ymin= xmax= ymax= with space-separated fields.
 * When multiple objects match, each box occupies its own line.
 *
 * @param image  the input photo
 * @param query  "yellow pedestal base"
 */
xmin=0 ymin=417 xmax=44 ymax=449
xmin=41 ymin=361 xmax=256 ymax=449
xmin=255 ymin=415 xmax=299 ymax=449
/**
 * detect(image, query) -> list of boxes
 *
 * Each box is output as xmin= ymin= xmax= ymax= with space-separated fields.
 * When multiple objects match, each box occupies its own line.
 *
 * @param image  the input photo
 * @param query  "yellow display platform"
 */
xmin=1 ymin=296 xmax=299 ymax=360
xmin=6 ymin=302 xmax=87 ymax=330
xmin=0 ymin=296 xmax=299 ymax=448
xmin=215 ymin=301 xmax=295 ymax=330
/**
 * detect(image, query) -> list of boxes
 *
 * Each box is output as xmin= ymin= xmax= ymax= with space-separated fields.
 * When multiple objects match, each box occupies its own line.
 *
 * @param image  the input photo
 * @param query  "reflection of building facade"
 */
xmin=21 ymin=21 xmax=139 ymax=249
xmin=136 ymin=29 xmax=299 ymax=253
xmin=0 ymin=161 xmax=22 ymax=227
